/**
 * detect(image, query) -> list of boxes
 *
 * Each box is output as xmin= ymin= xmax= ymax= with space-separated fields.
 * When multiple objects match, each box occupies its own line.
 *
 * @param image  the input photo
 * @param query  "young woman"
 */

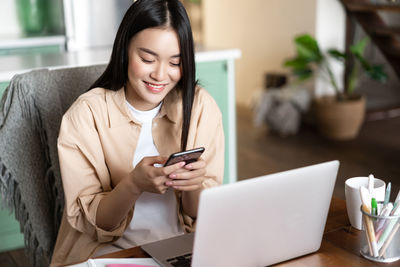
xmin=50 ymin=0 xmax=224 ymax=266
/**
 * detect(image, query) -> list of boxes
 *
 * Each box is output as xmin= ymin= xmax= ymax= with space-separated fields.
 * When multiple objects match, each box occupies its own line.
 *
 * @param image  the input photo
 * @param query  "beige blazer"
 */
xmin=51 ymin=87 xmax=224 ymax=266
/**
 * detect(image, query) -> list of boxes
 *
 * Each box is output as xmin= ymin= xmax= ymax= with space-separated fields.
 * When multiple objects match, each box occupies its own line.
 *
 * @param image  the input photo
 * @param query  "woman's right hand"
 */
xmin=96 ymin=156 xmax=184 ymax=230
xmin=130 ymin=156 xmax=185 ymax=194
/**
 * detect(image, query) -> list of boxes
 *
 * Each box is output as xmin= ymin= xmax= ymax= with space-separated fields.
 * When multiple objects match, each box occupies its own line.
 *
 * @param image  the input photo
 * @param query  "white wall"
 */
xmin=202 ymin=0 xmax=317 ymax=106
xmin=0 ymin=0 xmax=21 ymax=37
xmin=315 ymin=0 xmax=346 ymax=96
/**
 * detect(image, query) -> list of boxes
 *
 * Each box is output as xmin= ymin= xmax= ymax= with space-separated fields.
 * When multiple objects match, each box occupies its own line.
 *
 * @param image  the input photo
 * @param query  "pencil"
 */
xmin=363 ymin=215 xmax=373 ymax=256
xmin=377 ymin=203 xmax=400 ymax=249
xmin=362 ymin=205 xmax=379 ymax=257
xmin=379 ymin=222 xmax=400 ymax=257
xmin=359 ymin=186 xmax=379 ymax=257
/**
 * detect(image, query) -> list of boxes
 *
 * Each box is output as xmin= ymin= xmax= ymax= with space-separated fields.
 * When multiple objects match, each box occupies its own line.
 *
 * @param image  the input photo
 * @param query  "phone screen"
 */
xmin=164 ymin=147 xmax=205 ymax=166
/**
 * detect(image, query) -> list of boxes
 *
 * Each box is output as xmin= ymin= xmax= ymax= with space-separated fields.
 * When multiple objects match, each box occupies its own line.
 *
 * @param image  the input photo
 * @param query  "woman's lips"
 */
xmin=144 ymin=81 xmax=167 ymax=93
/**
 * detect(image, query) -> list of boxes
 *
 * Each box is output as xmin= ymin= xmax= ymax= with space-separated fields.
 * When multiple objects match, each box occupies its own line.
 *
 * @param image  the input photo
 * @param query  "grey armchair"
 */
xmin=0 ymin=64 xmax=106 ymax=266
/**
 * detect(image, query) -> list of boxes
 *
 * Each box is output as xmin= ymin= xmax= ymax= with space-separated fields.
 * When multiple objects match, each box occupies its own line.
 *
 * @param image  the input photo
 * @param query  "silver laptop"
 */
xmin=142 ymin=160 xmax=339 ymax=267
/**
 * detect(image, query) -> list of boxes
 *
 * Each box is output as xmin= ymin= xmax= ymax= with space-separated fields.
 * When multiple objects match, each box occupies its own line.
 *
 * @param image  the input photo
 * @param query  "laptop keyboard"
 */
xmin=166 ymin=253 xmax=192 ymax=267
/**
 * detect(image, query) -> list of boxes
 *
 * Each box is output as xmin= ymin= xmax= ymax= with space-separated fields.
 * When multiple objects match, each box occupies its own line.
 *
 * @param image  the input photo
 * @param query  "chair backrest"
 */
xmin=0 ymin=64 xmax=106 ymax=266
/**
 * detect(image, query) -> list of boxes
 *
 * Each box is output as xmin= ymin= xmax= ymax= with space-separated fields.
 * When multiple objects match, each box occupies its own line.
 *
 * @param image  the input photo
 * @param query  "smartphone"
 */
xmin=164 ymin=147 xmax=205 ymax=166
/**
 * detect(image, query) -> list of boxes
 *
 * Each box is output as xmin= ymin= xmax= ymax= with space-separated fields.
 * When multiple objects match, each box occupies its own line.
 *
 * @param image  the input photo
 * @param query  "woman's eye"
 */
xmin=170 ymin=62 xmax=180 ymax=67
xmin=141 ymin=58 xmax=154 ymax=63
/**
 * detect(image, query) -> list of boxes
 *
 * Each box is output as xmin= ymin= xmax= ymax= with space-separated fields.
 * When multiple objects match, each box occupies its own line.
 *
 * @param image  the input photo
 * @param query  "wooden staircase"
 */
xmin=339 ymin=0 xmax=400 ymax=78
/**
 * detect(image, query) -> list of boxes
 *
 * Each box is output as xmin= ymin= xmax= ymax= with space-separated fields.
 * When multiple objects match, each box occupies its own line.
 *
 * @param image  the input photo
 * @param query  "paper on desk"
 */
xmin=67 ymin=258 xmax=160 ymax=267
xmin=107 ymin=263 xmax=158 ymax=267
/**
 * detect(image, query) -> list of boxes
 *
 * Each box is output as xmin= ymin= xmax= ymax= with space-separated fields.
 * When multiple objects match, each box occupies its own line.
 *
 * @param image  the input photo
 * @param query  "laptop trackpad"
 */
xmin=141 ymin=233 xmax=194 ymax=265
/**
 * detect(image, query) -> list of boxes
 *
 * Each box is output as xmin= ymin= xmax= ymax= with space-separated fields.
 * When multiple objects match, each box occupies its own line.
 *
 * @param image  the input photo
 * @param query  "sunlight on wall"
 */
xmin=202 ymin=0 xmax=317 ymax=106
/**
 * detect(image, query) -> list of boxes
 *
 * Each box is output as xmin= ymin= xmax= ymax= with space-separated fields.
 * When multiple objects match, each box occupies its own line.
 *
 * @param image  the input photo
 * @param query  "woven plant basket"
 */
xmin=313 ymin=95 xmax=366 ymax=140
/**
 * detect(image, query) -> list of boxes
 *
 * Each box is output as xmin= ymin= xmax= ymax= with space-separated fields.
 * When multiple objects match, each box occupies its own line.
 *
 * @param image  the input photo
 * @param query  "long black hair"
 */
xmin=90 ymin=0 xmax=196 ymax=151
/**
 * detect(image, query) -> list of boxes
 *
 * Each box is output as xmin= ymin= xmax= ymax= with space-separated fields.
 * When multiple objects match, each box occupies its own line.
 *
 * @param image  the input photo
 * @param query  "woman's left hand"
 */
xmin=165 ymin=158 xmax=206 ymax=191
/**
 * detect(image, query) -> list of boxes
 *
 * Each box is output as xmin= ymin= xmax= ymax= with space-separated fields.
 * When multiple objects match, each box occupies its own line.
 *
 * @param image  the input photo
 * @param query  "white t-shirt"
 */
xmin=94 ymin=101 xmax=183 ymax=256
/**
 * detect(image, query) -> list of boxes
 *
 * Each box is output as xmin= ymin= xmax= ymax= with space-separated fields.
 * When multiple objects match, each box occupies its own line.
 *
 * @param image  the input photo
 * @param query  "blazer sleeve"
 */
xmin=57 ymin=100 xmax=132 ymax=243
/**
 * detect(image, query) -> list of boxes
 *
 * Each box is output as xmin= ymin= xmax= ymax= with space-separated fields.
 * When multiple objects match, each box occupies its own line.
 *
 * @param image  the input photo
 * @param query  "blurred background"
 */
xmin=0 ymin=0 xmax=399 ymax=108
xmin=0 ymin=0 xmax=399 ymax=266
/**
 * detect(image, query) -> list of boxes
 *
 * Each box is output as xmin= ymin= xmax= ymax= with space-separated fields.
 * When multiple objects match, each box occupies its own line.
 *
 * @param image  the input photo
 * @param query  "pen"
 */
xmin=384 ymin=182 xmax=391 ymax=206
xmin=362 ymin=217 xmax=373 ymax=256
xmin=391 ymin=190 xmax=400 ymax=212
xmin=371 ymin=198 xmax=378 ymax=216
xmin=377 ymin=200 xmax=400 ymax=250
xmin=376 ymin=203 xmax=393 ymax=233
xmin=379 ymin=222 xmax=400 ymax=257
xmin=360 ymin=186 xmax=379 ymax=257
xmin=368 ymin=174 xmax=374 ymax=196
xmin=395 ymin=190 xmax=400 ymax=204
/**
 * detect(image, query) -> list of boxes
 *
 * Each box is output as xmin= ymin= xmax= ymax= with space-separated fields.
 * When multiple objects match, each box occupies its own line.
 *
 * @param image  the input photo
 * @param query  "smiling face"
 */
xmin=125 ymin=27 xmax=182 ymax=110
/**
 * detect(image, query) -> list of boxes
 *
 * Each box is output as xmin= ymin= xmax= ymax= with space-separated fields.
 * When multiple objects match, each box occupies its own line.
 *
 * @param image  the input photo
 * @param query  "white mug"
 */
xmin=345 ymin=177 xmax=386 ymax=230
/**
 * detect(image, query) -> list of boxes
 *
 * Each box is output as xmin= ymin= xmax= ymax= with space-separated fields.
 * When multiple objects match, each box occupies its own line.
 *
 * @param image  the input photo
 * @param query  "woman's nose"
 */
xmin=150 ymin=63 xmax=167 ymax=81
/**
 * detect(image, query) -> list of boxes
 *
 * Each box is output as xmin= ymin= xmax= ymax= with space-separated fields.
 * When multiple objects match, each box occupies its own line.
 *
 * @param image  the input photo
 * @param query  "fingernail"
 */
xmin=166 ymin=181 xmax=173 ymax=186
xmin=185 ymin=164 xmax=192 ymax=169
xmin=179 ymin=162 xmax=185 ymax=167
xmin=170 ymin=174 xmax=176 ymax=178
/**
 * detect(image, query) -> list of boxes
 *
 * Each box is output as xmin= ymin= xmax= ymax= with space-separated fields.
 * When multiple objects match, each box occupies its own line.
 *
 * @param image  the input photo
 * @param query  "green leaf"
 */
xmin=350 ymin=37 xmax=368 ymax=56
xmin=347 ymin=63 xmax=359 ymax=94
xmin=354 ymin=53 xmax=371 ymax=71
xmin=328 ymin=49 xmax=346 ymax=61
xmin=283 ymin=56 xmax=314 ymax=81
xmin=294 ymin=34 xmax=322 ymax=63
xmin=293 ymin=68 xmax=313 ymax=81
xmin=284 ymin=57 xmax=309 ymax=69
xmin=367 ymin=65 xmax=388 ymax=83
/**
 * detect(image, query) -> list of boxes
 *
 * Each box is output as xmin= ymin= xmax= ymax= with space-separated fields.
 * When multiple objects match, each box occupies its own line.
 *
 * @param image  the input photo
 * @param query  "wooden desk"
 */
xmin=99 ymin=197 xmax=397 ymax=266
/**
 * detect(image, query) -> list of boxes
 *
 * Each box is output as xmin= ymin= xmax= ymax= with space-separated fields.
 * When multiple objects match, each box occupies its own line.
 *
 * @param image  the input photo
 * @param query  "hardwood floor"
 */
xmin=236 ymin=105 xmax=400 ymax=201
xmin=1 ymin=104 xmax=399 ymax=267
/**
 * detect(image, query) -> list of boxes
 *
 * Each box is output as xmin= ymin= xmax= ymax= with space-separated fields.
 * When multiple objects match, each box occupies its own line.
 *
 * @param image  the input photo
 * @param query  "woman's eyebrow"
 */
xmin=139 ymin=47 xmax=180 ymax=58
xmin=139 ymin=47 xmax=157 ymax=56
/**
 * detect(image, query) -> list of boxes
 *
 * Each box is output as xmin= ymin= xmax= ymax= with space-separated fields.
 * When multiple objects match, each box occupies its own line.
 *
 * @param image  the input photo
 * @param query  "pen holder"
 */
xmin=360 ymin=205 xmax=400 ymax=263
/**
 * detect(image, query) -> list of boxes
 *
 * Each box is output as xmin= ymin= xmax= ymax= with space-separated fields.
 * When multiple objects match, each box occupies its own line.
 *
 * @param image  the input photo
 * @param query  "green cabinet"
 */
xmin=0 ymin=207 xmax=24 ymax=252
xmin=196 ymin=56 xmax=238 ymax=184
xmin=196 ymin=61 xmax=231 ymax=184
xmin=0 ymin=82 xmax=9 ymax=96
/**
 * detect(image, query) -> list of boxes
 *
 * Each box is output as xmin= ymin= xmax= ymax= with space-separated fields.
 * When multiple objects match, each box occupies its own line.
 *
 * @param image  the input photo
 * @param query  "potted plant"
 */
xmin=284 ymin=34 xmax=387 ymax=140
